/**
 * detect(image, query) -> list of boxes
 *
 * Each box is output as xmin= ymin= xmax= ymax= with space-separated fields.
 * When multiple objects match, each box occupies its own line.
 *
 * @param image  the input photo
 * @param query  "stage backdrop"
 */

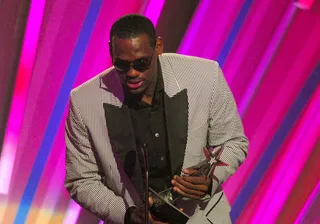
xmin=0 ymin=0 xmax=319 ymax=223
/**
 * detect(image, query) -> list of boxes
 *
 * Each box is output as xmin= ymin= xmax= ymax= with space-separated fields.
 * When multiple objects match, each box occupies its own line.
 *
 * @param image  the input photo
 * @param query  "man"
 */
xmin=65 ymin=14 xmax=248 ymax=224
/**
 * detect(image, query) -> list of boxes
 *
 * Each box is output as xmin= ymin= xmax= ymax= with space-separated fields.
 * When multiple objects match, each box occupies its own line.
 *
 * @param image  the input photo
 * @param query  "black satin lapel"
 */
xmin=164 ymin=89 xmax=188 ymax=175
xmin=103 ymin=103 xmax=143 ymax=194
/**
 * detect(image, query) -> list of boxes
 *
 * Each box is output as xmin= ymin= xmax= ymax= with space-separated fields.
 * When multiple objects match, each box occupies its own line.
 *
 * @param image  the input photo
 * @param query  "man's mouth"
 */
xmin=126 ymin=80 xmax=143 ymax=89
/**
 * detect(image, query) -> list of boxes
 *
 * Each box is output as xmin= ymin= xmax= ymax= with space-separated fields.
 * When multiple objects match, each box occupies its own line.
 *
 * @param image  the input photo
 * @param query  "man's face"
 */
xmin=110 ymin=34 xmax=158 ymax=96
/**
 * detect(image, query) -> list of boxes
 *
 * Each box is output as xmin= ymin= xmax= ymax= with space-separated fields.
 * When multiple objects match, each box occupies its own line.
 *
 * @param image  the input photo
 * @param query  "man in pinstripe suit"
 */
xmin=65 ymin=14 xmax=248 ymax=223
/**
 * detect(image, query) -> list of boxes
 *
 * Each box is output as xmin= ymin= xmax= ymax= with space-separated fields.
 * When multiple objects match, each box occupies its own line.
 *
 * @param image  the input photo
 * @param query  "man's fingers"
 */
xmin=172 ymin=178 xmax=206 ymax=198
xmin=174 ymin=176 xmax=208 ymax=192
xmin=148 ymin=196 xmax=153 ymax=206
xmin=182 ymin=168 xmax=198 ymax=175
xmin=181 ymin=175 xmax=208 ymax=185
xmin=173 ymin=186 xmax=202 ymax=199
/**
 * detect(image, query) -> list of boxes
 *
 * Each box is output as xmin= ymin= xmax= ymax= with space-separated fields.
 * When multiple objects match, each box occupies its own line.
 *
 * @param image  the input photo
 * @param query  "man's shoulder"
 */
xmin=160 ymin=53 xmax=219 ymax=66
xmin=159 ymin=53 xmax=220 ymax=82
xmin=70 ymin=67 xmax=112 ymax=96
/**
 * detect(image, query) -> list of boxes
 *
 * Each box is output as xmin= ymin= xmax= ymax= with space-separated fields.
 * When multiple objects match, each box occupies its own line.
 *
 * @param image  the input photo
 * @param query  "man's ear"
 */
xmin=109 ymin=41 xmax=113 ymax=59
xmin=155 ymin=37 xmax=163 ymax=55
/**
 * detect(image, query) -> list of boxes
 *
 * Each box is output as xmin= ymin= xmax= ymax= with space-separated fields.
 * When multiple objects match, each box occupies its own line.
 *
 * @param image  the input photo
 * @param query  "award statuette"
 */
xmin=141 ymin=146 xmax=225 ymax=223
xmin=149 ymin=187 xmax=189 ymax=224
xmin=148 ymin=146 xmax=227 ymax=223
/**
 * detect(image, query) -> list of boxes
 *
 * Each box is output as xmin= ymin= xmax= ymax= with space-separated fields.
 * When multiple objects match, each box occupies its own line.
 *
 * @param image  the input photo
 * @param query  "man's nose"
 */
xmin=126 ymin=67 xmax=140 ymax=78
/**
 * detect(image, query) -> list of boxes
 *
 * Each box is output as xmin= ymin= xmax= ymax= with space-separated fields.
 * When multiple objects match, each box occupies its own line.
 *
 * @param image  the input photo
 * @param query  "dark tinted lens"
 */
xmin=113 ymin=60 xmax=130 ymax=72
xmin=113 ymin=57 xmax=152 ymax=72
xmin=133 ymin=59 xmax=151 ymax=72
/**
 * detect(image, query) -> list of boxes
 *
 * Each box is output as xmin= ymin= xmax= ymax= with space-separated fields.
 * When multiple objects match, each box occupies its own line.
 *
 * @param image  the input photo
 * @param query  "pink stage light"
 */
xmin=251 ymin=86 xmax=320 ymax=223
xmin=144 ymin=0 xmax=165 ymax=27
xmin=294 ymin=0 xmax=315 ymax=9
xmin=222 ymin=3 xmax=297 ymax=204
xmin=62 ymin=201 xmax=82 ymax=224
xmin=295 ymin=180 xmax=320 ymax=223
xmin=238 ymin=4 xmax=297 ymax=116
xmin=33 ymin=149 xmax=65 ymax=224
xmin=202 ymin=0 xmax=244 ymax=61
xmin=0 ymin=0 xmax=46 ymax=194
xmin=177 ymin=0 xmax=211 ymax=54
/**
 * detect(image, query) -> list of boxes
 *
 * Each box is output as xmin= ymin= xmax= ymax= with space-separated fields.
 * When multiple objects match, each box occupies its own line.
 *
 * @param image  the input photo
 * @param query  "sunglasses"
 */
xmin=113 ymin=52 xmax=154 ymax=73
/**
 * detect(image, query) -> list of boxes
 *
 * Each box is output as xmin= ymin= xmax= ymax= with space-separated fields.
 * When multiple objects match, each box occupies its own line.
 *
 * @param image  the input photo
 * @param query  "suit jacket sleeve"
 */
xmin=207 ymin=62 xmax=249 ymax=195
xmin=64 ymin=92 xmax=128 ymax=223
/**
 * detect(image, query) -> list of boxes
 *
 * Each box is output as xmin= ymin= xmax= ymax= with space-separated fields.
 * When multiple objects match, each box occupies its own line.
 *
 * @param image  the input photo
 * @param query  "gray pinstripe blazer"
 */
xmin=65 ymin=53 xmax=248 ymax=223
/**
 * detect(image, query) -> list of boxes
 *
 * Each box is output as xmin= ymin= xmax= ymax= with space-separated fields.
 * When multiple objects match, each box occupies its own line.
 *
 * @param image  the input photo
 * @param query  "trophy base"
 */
xmin=149 ymin=187 xmax=189 ymax=224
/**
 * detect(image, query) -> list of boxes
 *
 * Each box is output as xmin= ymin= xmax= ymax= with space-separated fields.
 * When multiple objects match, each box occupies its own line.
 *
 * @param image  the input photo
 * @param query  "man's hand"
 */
xmin=149 ymin=197 xmax=169 ymax=224
xmin=127 ymin=197 xmax=168 ymax=224
xmin=171 ymin=168 xmax=212 ymax=199
xmin=128 ymin=207 xmax=144 ymax=224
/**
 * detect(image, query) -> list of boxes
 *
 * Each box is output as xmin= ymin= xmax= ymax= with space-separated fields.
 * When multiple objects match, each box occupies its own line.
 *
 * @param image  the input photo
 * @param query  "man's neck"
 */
xmin=141 ymin=70 xmax=158 ymax=105
xmin=141 ymin=82 xmax=156 ymax=104
xmin=141 ymin=95 xmax=153 ymax=105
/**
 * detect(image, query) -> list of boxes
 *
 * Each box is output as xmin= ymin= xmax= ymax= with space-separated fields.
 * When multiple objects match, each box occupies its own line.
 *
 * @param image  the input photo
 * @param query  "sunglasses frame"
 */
xmin=113 ymin=50 xmax=155 ymax=73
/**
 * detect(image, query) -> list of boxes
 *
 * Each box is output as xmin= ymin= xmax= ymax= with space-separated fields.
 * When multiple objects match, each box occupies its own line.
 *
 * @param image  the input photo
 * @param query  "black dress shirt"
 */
xmin=124 ymin=68 xmax=171 ymax=192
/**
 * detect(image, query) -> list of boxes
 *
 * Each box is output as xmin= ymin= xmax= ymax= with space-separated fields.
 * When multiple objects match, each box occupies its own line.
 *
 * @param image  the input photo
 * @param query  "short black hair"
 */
xmin=110 ymin=14 xmax=156 ymax=47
